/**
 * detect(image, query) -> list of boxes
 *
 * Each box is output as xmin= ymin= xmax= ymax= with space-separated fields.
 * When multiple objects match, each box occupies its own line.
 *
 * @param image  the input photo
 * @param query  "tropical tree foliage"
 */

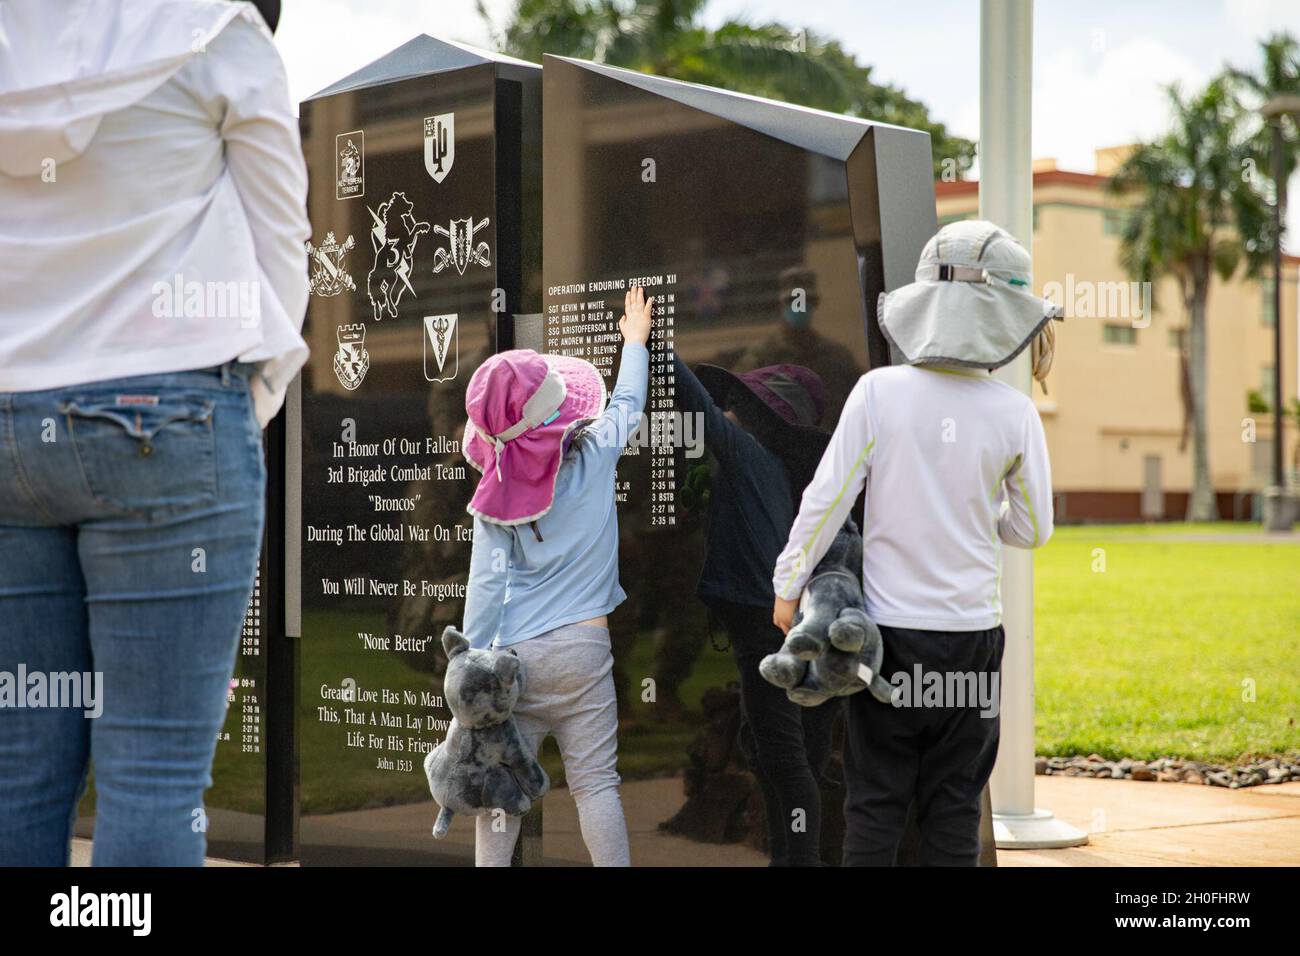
xmin=1227 ymin=33 xmax=1300 ymax=206
xmin=479 ymin=0 xmax=974 ymax=179
xmin=1108 ymin=77 xmax=1271 ymax=520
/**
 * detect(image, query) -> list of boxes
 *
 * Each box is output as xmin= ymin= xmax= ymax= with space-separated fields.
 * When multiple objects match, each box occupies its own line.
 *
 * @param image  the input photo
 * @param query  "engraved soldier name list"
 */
xmin=544 ymin=274 xmax=679 ymax=525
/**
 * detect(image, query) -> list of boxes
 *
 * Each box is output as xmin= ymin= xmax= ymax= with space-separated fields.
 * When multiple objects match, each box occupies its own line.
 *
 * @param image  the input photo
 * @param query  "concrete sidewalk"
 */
xmin=998 ymin=775 xmax=1300 ymax=867
xmin=72 ymin=773 xmax=1300 ymax=866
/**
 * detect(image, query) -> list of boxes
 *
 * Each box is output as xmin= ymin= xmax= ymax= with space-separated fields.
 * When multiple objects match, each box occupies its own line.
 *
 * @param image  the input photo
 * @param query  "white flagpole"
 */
xmin=980 ymin=0 xmax=1088 ymax=849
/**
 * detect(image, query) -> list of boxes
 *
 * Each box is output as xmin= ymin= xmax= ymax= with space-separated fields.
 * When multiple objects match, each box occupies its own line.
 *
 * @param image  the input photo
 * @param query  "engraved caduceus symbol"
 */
xmin=432 ymin=315 xmax=451 ymax=354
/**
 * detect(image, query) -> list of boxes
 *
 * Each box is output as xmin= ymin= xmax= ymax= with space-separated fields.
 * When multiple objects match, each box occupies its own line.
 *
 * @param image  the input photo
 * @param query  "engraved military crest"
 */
xmin=423 ymin=113 xmax=454 ymax=183
xmin=333 ymin=323 xmax=370 ymax=390
xmin=432 ymin=217 xmax=491 ymax=276
xmin=336 ymin=131 xmax=364 ymax=199
xmin=306 ymin=231 xmax=356 ymax=297
xmin=423 ymin=313 xmax=458 ymax=383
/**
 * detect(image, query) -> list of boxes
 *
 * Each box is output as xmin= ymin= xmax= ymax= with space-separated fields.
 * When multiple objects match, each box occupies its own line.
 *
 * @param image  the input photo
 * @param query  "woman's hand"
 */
xmin=773 ymin=596 xmax=799 ymax=635
xmin=619 ymin=285 xmax=654 ymax=346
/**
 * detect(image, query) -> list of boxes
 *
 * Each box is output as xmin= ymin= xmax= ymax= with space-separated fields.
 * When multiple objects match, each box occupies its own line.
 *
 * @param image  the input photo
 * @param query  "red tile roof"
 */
xmin=936 ymin=169 xmax=1111 ymax=197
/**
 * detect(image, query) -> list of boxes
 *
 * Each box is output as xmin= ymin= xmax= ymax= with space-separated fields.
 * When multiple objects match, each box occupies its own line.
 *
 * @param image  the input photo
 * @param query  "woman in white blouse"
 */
xmin=0 ymin=0 xmax=308 ymax=866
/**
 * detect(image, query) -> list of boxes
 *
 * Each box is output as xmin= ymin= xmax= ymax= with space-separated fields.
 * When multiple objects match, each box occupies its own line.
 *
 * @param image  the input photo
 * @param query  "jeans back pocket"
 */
xmin=62 ymin=395 xmax=217 ymax=519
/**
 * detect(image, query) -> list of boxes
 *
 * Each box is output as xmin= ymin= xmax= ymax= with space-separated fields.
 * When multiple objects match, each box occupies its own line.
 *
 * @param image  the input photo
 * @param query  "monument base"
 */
xmin=993 ymin=808 xmax=1089 ymax=850
xmin=1262 ymin=487 xmax=1298 ymax=532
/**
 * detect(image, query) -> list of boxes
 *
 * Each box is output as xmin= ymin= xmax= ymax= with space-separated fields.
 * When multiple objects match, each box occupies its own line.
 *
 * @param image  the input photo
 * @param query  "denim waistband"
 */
xmin=14 ymin=362 xmax=255 ymax=399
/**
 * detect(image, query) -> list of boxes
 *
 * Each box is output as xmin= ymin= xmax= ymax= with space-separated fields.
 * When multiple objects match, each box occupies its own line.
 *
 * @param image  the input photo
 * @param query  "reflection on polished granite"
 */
xmin=298 ymin=776 xmax=766 ymax=867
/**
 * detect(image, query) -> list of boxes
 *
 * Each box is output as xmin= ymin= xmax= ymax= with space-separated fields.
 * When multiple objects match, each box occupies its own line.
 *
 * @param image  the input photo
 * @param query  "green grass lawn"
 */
xmin=1035 ymin=524 xmax=1300 ymax=763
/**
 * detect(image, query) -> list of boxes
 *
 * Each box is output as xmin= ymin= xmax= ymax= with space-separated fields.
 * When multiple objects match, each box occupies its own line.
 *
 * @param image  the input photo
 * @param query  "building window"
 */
xmin=1261 ymin=278 xmax=1276 ymax=326
xmin=1262 ymin=365 xmax=1277 ymax=398
xmin=1103 ymin=323 xmax=1137 ymax=345
xmin=1252 ymin=437 xmax=1275 ymax=479
xmin=1103 ymin=209 xmax=1129 ymax=236
xmin=1168 ymin=328 xmax=1185 ymax=350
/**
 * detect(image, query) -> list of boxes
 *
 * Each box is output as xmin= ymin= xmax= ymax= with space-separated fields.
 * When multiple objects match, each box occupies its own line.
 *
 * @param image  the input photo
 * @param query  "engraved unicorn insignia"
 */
xmin=366 ymin=191 xmax=429 ymax=322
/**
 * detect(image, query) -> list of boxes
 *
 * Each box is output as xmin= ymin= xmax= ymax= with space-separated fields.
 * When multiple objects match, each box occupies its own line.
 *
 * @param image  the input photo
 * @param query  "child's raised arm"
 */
xmin=583 ymin=286 xmax=653 ymax=464
xmin=772 ymin=377 xmax=873 ymax=629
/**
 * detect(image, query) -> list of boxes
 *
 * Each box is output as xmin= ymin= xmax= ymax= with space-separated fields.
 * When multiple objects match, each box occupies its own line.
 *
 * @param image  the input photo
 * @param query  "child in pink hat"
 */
xmin=460 ymin=286 xmax=654 ymax=867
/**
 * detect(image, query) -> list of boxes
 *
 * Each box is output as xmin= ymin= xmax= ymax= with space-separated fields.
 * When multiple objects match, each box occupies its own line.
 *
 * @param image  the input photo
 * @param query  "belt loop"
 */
xmin=221 ymin=362 xmax=231 ymax=387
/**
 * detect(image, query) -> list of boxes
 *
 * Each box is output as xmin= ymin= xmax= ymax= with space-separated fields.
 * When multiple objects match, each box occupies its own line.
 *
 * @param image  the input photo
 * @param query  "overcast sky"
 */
xmin=275 ymin=0 xmax=1300 ymax=211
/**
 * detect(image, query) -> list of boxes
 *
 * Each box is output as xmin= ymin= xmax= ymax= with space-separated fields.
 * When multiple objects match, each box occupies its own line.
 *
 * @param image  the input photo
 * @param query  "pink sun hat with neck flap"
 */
xmin=463 ymin=349 xmax=608 ymax=526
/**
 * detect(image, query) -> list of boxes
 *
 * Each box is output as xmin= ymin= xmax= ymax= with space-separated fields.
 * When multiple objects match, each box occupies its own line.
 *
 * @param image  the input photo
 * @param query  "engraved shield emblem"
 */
xmin=423 ymin=113 xmax=455 ymax=183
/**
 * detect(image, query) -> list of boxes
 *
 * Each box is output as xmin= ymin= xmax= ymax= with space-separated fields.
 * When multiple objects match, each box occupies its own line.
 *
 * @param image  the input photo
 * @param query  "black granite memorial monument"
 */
xmin=296 ymin=37 xmax=540 ymax=865
xmin=540 ymin=55 xmax=937 ymax=864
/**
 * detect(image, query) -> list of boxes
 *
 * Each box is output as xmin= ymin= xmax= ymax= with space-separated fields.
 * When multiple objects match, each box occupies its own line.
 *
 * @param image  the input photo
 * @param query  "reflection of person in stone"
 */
xmin=458 ymin=287 xmax=655 ymax=866
xmin=728 ymin=267 xmax=864 ymax=417
xmin=673 ymin=352 xmax=835 ymax=867
xmin=771 ymin=220 xmax=1058 ymax=866
xmin=0 ymin=1 xmax=307 ymax=866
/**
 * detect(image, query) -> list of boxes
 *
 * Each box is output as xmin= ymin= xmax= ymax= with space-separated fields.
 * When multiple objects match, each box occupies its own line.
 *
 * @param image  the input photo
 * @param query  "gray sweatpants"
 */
xmin=475 ymin=623 xmax=630 ymax=866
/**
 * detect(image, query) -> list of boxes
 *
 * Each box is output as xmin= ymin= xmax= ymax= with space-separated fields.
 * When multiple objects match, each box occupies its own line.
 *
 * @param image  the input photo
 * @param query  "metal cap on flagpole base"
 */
xmin=993 ymin=808 xmax=1089 ymax=849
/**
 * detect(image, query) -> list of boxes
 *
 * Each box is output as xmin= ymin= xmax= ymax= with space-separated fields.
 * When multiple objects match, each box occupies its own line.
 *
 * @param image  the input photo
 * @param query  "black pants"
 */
xmin=715 ymin=601 xmax=837 ymax=867
xmin=843 ymin=624 xmax=1004 ymax=867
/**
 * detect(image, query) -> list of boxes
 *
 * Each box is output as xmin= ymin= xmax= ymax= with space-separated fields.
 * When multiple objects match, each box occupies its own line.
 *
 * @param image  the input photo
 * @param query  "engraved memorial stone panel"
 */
xmin=540 ymin=55 xmax=936 ymax=863
xmin=297 ymin=37 xmax=540 ymax=865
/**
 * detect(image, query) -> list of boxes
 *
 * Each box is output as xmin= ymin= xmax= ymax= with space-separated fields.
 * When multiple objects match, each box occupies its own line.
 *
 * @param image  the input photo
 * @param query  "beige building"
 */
xmin=936 ymin=149 xmax=1299 ymax=521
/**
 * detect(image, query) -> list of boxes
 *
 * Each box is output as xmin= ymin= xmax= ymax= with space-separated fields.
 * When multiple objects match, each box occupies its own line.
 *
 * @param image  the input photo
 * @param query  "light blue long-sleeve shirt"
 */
xmin=461 ymin=342 xmax=649 ymax=649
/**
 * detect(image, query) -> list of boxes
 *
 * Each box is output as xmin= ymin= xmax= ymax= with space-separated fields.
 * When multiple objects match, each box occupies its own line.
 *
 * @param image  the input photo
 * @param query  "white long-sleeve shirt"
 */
xmin=0 ymin=0 xmax=308 ymax=426
xmin=772 ymin=364 xmax=1054 ymax=632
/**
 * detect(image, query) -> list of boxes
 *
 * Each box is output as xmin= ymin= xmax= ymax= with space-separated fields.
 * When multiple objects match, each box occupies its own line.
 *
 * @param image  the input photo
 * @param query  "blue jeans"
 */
xmin=0 ymin=364 xmax=265 ymax=866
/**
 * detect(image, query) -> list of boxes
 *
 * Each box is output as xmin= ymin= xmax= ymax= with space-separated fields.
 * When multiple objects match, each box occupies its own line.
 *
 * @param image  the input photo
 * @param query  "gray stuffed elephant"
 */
xmin=423 ymin=626 xmax=549 ymax=838
xmin=760 ymin=519 xmax=893 ymax=707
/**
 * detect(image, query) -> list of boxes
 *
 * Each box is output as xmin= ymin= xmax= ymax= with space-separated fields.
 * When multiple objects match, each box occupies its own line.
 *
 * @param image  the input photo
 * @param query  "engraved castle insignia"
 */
xmin=333 ymin=323 xmax=370 ymax=391
xmin=366 ymin=191 xmax=430 ymax=322
xmin=432 ymin=217 xmax=491 ymax=276
xmin=305 ymin=231 xmax=356 ymax=297
xmin=423 ymin=113 xmax=454 ymax=183
xmin=336 ymin=130 xmax=364 ymax=199
xmin=423 ymin=314 xmax=458 ymax=383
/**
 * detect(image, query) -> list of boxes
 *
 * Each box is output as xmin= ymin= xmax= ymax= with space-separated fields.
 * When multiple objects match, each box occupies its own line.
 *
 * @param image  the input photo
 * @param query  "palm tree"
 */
xmin=1228 ymin=33 xmax=1300 ymax=497
xmin=1228 ymin=33 xmax=1300 ymax=207
xmin=1108 ymin=78 xmax=1271 ymax=521
xmin=479 ymin=0 xmax=975 ymax=179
